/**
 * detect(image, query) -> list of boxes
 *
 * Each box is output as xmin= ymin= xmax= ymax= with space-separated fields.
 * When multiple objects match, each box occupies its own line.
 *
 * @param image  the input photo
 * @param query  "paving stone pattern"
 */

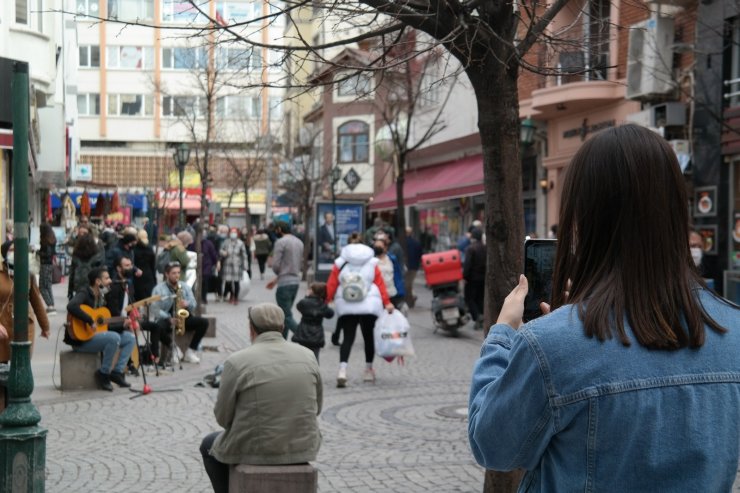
xmin=36 ymin=277 xmax=485 ymax=492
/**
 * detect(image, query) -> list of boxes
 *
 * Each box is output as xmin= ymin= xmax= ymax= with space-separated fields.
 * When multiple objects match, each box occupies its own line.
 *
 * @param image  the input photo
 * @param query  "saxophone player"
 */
xmin=151 ymin=262 xmax=208 ymax=364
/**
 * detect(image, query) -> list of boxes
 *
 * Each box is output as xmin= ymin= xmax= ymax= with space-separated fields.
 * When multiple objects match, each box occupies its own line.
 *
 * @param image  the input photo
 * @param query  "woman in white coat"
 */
xmin=326 ymin=233 xmax=393 ymax=387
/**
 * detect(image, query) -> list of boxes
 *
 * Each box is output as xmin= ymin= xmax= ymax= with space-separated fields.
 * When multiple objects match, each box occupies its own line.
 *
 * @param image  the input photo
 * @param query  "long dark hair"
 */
xmin=551 ymin=124 xmax=730 ymax=350
xmin=73 ymin=233 xmax=99 ymax=261
xmin=40 ymin=223 xmax=56 ymax=246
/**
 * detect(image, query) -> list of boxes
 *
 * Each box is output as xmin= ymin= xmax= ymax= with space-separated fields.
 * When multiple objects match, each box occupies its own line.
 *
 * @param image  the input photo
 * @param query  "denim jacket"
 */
xmin=469 ymin=289 xmax=740 ymax=492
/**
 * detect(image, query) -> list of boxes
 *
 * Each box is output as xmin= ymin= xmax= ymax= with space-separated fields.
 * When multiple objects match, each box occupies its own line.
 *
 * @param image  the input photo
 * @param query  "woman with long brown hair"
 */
xmin=468 ymin=124 xmax=739 ymax=491
xmin=38 ymin=223 xmax=57 ymax=314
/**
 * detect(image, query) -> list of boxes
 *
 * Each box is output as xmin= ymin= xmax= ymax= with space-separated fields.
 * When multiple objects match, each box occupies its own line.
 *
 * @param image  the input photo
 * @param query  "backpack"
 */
xmin=156 ymin=248 xmax=172 ymax=274
xmin=339 ymin=261 xmax=368 ymax=302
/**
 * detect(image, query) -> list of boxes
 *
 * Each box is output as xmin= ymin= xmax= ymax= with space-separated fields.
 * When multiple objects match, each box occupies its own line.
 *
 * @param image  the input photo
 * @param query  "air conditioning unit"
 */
xmin=626 ymin=17 xmax=675 ymax=100
xmin=625 ymin=102 xmax=686 ymax=127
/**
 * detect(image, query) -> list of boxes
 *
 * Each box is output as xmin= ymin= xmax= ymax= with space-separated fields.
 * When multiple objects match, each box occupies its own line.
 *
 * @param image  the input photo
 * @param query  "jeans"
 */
xmin=276 ymin=284 xmax=299 ymax=338
xmin=39 ymin=263 xmax=55 ymax=307
xmin=338 ymin=314 xmax=377 ymax=364
xmin=73 ymin=330 xmax=135 ymax=374
xmin=200 ymin=431 xmax=229 ymax=493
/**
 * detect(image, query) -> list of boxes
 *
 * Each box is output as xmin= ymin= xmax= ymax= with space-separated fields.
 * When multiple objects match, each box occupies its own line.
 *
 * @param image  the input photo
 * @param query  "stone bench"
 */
xmin=174 ymin=316 xmax=217 ymax=354
xmin=229 ymin=464 xmax=317 ymax=493
xmin=59 ymin=351 xmax=101 ymax=390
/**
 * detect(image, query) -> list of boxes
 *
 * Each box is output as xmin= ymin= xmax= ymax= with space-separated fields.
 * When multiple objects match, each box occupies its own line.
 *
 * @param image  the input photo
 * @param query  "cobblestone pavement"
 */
xmin=34 ymin=275 xmax=485 ymax=492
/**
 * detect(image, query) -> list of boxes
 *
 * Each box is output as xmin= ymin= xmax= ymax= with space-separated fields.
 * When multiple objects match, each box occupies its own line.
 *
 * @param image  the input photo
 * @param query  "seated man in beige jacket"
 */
xmin=199 ymin=302 xmax=322 ymax=493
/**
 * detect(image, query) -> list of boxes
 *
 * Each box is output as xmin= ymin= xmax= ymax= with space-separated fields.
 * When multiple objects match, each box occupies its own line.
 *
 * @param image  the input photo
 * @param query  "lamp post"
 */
xmin=520 ymin=117 xmax=536 ymax=147
xmin=330 ymin=166 xmax=342 ymax=256
xmin=173 ymin=143 xmax=190 ymax=230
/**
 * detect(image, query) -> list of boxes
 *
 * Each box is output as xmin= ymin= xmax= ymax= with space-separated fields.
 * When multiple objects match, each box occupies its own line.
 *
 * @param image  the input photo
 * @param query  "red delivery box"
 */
xmin=422 ymin=250 xmax=463 ymax=286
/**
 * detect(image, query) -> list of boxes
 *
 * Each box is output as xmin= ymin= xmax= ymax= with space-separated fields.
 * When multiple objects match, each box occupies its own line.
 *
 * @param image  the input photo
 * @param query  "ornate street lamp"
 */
xmin=173 ymin=143 xmax=190 ymax=230
xmin=520 ymin=117 xmax=537 ymax=146
xmin=330 ymin=166 xmax=342 ymax=255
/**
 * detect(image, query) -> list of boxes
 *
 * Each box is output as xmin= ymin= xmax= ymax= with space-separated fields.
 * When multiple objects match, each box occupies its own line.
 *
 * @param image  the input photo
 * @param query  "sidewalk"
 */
xmin=32 ymin=272 xmax=486 ymax=492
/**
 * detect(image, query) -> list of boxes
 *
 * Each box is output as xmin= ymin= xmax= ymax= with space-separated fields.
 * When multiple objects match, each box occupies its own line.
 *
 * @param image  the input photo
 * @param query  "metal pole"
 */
xmin=178 ymin=166 xmax=185 ymax=230
xmin=265 ymin=150 xmax=273 ymax=224
xmin=0 ymin=59 xmax=47 ymax=492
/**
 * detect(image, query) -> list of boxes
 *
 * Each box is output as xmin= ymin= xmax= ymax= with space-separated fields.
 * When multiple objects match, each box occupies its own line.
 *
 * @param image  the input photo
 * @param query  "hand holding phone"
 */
xmin=523 ymin=239 xmax=556 ymax=322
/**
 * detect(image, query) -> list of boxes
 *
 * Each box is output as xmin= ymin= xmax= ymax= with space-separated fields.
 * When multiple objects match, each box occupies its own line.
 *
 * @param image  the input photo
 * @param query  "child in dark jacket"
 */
xmin=292 ymin=282 xmax=334 ymax=362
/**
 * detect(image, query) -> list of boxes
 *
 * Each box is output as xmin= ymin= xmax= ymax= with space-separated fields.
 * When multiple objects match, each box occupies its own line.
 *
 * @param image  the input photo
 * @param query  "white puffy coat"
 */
xmin=330 ymin=243 xmax=386 ymax=317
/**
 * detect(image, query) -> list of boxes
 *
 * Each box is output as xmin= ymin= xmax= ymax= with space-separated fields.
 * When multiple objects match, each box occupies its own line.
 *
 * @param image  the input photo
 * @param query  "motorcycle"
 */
xmin=422 ymin=250 xmax=469 ymax=334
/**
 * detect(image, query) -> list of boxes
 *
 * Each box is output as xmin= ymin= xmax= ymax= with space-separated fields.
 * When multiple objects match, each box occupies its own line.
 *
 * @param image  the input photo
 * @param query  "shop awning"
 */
xmin=163 ymin=198 xmax=202 ymax=211
xmin=369 ymin=155 xmax=484 ymax=211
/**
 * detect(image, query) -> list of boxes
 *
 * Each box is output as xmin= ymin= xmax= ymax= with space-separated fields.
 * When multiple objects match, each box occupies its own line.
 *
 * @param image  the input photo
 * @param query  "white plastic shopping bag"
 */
xmin=374 ymin=310 xmax=415 ymax=362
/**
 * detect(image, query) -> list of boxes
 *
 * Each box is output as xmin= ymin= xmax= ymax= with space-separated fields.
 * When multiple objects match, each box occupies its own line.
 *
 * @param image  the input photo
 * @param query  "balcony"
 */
xmin=530 ymin=51 xmax=622 ymax=119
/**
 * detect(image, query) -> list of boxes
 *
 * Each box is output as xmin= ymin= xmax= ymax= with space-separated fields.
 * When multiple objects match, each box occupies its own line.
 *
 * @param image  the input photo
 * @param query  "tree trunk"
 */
xmin=301 ymin=191 xmax=311 ymax=281
xmin=467 ymin=54 xmax=524 ymax=493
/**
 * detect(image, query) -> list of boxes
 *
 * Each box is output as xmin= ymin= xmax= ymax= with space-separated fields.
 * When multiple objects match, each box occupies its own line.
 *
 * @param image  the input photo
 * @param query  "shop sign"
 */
xmin=563 ymin=119 xmax=616 ymax=141
xmin=168 ymin=170 xmax=202 ymax=188
xmin=694 ymin=186 xmax=717 ymax=218
xmin=73 ymin=164 xmax=93 ymax=181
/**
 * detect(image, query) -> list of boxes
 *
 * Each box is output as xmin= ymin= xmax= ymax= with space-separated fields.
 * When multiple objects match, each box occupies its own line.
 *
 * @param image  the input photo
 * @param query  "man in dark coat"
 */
xmin=404 ymin=227 xmax=423 ymax=308
xmin=463 ymin=228 xmax=486 ymax=330
xmin=189 ymin=236 xmax=219 ymax=304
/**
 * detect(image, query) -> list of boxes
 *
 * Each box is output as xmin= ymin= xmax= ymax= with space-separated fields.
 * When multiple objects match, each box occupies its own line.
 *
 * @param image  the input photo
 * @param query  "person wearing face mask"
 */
xmin=66 ymin=266 xmax=136 ymax=391
xmin=689 ymin=229 xmax=714 ymax=290
xmin=373 ymin=239 xmax=406 ymax=310
xmin=0 ymin=240 xmax=50 ymax=363
xmin=220 ymin=228 xmax=249 ymax=305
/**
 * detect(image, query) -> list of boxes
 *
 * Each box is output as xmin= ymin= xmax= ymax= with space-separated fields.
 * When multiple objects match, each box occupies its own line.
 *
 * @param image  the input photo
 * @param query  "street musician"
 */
xmin=65 ymin=266 xmax=136 ymax=391
xmin=151 ymin=262 xmax=208 ymax=365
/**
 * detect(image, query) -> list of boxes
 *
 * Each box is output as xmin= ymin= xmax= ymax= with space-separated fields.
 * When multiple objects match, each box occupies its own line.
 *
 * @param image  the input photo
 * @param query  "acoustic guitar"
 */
xmin=68 ymin=305 xmax=128 ymax=342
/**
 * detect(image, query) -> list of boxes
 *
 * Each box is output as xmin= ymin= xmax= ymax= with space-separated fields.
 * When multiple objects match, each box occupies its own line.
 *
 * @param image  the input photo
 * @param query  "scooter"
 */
xmin=422 ymin=250 xmax=470 ymax=334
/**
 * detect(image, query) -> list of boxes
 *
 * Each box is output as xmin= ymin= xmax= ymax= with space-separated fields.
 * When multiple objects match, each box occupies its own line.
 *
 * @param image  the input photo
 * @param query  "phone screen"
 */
xmin=523 ymin=239 xmax=557 ymax=322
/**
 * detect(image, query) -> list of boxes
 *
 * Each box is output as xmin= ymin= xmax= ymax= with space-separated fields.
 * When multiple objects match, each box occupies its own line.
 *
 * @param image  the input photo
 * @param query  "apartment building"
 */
xmin=70 ymin=0 xmax=286 ymax=226
xmin=0 ymin=0 xmax=68 ymax=236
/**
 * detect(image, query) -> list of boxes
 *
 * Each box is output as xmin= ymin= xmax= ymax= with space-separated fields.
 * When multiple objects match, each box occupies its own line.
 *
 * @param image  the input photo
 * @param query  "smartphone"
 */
xmin=523 ymin=239 xmax=557 ymax=322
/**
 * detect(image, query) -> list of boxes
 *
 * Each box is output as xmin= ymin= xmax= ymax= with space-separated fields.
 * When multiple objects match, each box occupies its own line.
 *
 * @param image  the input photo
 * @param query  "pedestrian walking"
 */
xmin=189 ymin=230 xmax=219 ymax=304
xmin=463 ymin=228 xmax=485 ymax=330
xmin=38 ymin=223 xmax=57 ymax=314
xmin=241 ymin=226 xmax=255 ymax=281
xmin=267 ymin=221 xmax=303 ymax=338
xmin=292 ymin=282 xmax=334 ymax=362
xmin=404 ymin=227 xmax=422 ymax=308
xmin=468 ymin=124 xmax=740 ymax=492
xmin=253 ymin=229 xmax=271 ymax=280
xmin=326 ymin=233 xmax=393 ymax=387
xmin=373 ymin=238 xmax=405 ymax=310
xmin=220 ymin=228 xmax=248 ymax=305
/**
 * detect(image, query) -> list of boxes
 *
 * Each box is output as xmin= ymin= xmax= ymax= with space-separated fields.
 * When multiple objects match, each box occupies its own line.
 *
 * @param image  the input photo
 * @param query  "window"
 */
xmin=107 ymin=46 xmax=153 ymax=69
xmin=77 ymin=93 xmax=101 ymax=116
xmin=162 ymin=95 xmax=207 ymax=118
xmin=337 ymin=73 xmax=372 ymax=97
xmin=79 ymin=46 xmax=101 ymax=68
xmin=162 ymin=47 xmax=206 ymax=69
xmin=76 ymin=0 xmax=100 ymax=16
xmin=585 ymin=0 xmax=609 ymax=81
xmin=337 ymin=120 xmax=369 ymax=163
xmin=16 ymin=0 xmax=28 ymax=24
xmin=216 ymin=95 xmax=260 ymax=118
xmin=217 ymin=47 xmax=253 ymax=71
xmin=107 ymin=0 xmax=154 ymax=20
xmin=269 ymin=97 xmax=282 ymax=120
xmin=108 ymin=94 xmax=153 ymax=116
xmin=215 ymin=2 xmax=259 ymax=24
xmin=162 ymin=0 xmax=207 ymax=23
xmin=267 ymin=49 xmax=282 ymax=73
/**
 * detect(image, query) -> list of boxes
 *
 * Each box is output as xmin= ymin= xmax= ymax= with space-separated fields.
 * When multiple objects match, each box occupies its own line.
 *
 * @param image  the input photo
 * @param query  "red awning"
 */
xmin=163 ymin=197 xmax=202 ymax=211
xmin=369 ymin=155 xmax=484 ymax=211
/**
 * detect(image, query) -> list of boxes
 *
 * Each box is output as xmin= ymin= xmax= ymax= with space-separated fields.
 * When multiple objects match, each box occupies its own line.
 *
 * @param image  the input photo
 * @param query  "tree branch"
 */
xmin=516 ymin=0 xmax=572 ymax=58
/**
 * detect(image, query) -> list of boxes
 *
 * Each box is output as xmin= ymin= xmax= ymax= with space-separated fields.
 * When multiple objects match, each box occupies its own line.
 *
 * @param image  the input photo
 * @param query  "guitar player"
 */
xmin=66 ymin=266 xmax=136 ymax=391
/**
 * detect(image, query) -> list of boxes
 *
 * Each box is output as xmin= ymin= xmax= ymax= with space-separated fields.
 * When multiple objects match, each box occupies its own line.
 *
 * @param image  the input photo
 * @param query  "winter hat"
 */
xmin=248 ymin=303 xmax=285 ymax=334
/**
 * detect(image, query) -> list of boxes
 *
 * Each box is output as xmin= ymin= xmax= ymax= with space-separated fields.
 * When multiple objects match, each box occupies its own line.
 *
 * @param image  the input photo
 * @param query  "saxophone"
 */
xmin=174 ymin=283 xmax=189 ymax=336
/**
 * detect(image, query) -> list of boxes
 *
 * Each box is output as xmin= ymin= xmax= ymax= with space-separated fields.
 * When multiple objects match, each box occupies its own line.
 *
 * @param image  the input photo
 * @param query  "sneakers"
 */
xmin=363 ymin=368 xmax=376 ymax=383
xmin=183 ymin=348 xmax=200 ymax=364
xmin=46 ymin=307 xmax=57 ymax=315
xmin=337 ymin=367 xmax=347 ymax=388
xmin=110 ymin=371 xmax=131 ymax=388
xmin=95 ymin=370 xmax=113 ymax=392
xmin=176 ymin=346 xmax=184 ymax=360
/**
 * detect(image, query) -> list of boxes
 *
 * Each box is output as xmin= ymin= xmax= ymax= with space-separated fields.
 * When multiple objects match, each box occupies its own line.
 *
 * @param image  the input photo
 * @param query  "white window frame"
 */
xmin=107 ymin=94 xmax=154 ymax=117
xmin=106 ymin=46 xmax=154 ymax=70
xmin=161 ymin=0 xmax=208 ymax=24
xmin=76 ymin=0 xmax=100 ymax=16
xmin=77 ymin=93 xmax=101 ymax=116
xmin=162 ymin=95 xmax=207 ymax=118
xmin=217 ymin=47 xmax=253 ymax=72
xmin=79 ymin=45 xmax=101 ymax=68
xmin=216 ymin=95 xmax=261 ymax=119
xmin=162 ymin=46 xmax=206 ymax=70
xmin=268 ymin=97 xmax=283 ymax=120
xmin=335 ymin=72 xmax=373 ymax=100
xmin=107 ymin=0 xmax=154 ymax=21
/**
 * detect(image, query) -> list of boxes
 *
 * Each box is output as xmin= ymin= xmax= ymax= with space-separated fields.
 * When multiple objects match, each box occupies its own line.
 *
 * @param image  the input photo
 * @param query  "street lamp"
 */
xmin=173 ymin=143 xmax=190 ymax=230
xmin=330 ymin=166 xmax=342 ymax=255
xmin=520 ymin=117 xmax=536 ymax=146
